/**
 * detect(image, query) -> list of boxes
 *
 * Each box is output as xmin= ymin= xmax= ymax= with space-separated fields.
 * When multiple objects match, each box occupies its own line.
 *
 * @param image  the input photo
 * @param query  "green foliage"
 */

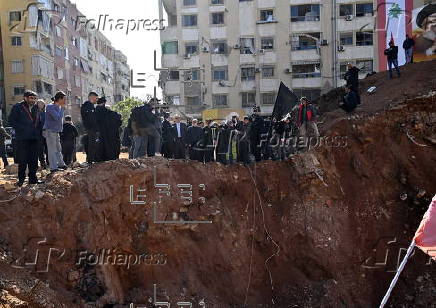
xmin=112 ymin=97 xmax=147 ymax=127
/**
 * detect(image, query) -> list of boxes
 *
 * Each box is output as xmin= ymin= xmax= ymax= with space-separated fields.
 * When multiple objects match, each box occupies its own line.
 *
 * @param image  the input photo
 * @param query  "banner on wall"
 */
xmin=412 ymin=3 xmax=436 ymax=62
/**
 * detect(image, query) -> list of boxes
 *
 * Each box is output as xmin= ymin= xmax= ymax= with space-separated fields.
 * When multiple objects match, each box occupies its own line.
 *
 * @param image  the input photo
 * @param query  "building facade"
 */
xmin=158 ymin=0 xmax=379 ymax=118
xmin=0 ymin=0 xmax=130 ymax=122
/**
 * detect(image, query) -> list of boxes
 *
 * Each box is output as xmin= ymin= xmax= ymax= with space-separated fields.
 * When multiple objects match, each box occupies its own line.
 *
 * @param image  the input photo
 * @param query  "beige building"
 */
xmin=0 ymin=0 xmax=130 ymax=122
xmin=158 ymin=0 xmax=377 ymax=118
xmin=114 ymin=50 xmax=131 ymax=102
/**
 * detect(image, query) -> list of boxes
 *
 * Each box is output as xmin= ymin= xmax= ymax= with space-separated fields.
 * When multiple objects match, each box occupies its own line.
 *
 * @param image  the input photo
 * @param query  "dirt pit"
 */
xmin=1 ymin=64 xmax=436 ymax=307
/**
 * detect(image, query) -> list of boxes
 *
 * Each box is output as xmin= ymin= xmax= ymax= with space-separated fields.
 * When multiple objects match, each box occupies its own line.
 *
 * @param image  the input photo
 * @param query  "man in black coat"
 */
xmin=339 ymin=86 xmax=359 ymax=113
xmin=238 ymin=116 xmax=251 ymax=164
xmin=94 ymin=97 xmax=122 ymax=162
xmin=8 ymin=91 xmax=43 ymax=186
xmin=186 ymin=119 xmax=203 ymax=161
xmin=402 ymin=34 xmax=415 ymax=63
xmin=200 ymin=120 xmax=214 ymax=163
xmin=384 ymin=41 xmax=401 ymax=79
xmin=344 ymin=63 xmax=361 ymax=104
xmin=172 ymin=114 xmax=188 ymax=159
xmin=60 ymin=115 xmax=79 ymax=165
xmin=161 ymin=113 xmax=175 ymax=158
xmin=216 ymin=122 xmax=231 ymax=165
xmin=80 ymin=92 xmax=99 ymax=163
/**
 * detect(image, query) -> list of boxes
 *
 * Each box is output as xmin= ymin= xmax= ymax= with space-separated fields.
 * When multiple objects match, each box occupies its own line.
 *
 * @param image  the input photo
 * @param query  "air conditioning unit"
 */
xmin=233 ymin=44 xmax=241 ymax=49
xmin=218 ymin=80 xmax=227 ymax=87
xmin=258 ymin=49 xmax=265 ymax=54
xmin=345 ymin=15 xmax=353 ymax=21
xmin=284 ymin=68 xmax=291 ymax=74
xmin=337 ymin=45 xmax=345 ymax=52
xmin=255 ymin=68 xmax=261 ymax=73
xmin=320 ymin=39 xmax=328 ymax=46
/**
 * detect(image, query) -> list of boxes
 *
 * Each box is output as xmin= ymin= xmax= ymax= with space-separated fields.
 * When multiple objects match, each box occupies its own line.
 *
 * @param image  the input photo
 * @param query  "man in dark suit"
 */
xmin=172 ymin=114 xmax=187 ymax=159
xmin=8 ymin=91 xmax=43 ymax=186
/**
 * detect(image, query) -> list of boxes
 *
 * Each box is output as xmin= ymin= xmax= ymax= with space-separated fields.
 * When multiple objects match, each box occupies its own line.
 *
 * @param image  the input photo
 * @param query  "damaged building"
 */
xmin=0 ymin=0 xmax=131 ymax=121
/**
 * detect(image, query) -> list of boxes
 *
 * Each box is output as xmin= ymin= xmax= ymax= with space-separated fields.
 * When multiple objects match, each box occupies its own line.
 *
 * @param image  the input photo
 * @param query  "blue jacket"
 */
xmin=43 ymin=103 xmax=64 ymax=132
xmin=8 ymin=101 xmax=43 ymax=141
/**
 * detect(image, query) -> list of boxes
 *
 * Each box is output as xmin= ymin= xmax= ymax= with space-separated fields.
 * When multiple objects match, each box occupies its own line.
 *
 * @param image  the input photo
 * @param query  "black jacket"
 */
xmin=344 ymin=66 xmax=360 ymax=89
xmin=172 ymin=122 xmax=188 ymax=142
xmin=162 ymin=120 xmax=175 ymax=143
xmin=186 ymin=126 xmax=203 ymax=146
xmin=342 ymin=91 xmax=358 ymax=113
xmin=95 ymin=105 xmax=122 ymax=161
xmin=402 ymin=38 xmax=415 ymax=49
xmin=384 ymin=46 xmax=399 ymax=60
xmin=8 ymin=101 xmax=42 ymax=141
xmin=60 ymin=123 xmax=79 ymax=144
xmin=81 ymin=101 xmax=97 ymax=131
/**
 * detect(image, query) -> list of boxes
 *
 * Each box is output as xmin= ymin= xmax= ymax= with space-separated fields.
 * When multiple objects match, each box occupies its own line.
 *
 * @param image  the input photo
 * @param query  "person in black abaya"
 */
xmin=60 ymin=115 xmax=79 ymax=165
xmin=95 ymin=97 xmax=122 ymax=162
xmin=161 ymin=113 xmax=175 ymax=158
xmin=200 ymin=120 xmax=214 ymax=163
xmin=216 ymin=122 xmax=231 ymax=165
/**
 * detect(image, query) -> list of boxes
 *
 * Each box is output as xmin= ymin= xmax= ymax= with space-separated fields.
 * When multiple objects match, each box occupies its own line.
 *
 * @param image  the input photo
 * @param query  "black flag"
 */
xmin=272 ymin=82 xmax=299 ymax=121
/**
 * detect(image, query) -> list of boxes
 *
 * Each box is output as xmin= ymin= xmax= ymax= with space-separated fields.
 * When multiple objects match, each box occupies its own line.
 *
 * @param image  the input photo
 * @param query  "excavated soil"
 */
xmin=1 ymin=62 xmax=436 ymax=308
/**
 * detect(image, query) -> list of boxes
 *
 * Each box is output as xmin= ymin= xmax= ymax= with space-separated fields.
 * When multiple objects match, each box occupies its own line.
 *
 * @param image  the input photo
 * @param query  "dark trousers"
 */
xmin=173 ymin=138 xmax=186 ymax=159
xmin=0 ymin=144 xmax=8 ymax=167
xmin=86 ymin=130 xmax=98 ymax=163
xmin=15 ymin=139 xmax=39 ymax=182
xmin=388 ymin=59 xmax=401 ymax=78
xmin=62 ymin=140 xmax=75 ymax=165
xmin=38 ymin=137 xmax=48 ymax=167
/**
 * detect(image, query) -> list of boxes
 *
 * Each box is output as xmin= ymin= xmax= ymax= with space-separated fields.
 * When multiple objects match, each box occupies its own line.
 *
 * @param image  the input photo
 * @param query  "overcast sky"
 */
xmin=71 ymin=0 xmax=162 ymax=100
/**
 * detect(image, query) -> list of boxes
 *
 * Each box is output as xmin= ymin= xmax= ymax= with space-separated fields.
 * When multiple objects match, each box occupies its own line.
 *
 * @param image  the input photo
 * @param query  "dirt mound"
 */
xmin=0 ymin=92 xmax=435 ymax=307
xmin=316 ymin=60 xmax=436 ymax=132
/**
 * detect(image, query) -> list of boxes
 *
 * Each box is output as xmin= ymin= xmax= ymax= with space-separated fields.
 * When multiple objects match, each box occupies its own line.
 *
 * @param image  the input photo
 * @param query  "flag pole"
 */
xmin=379 ymin=239 xmax=416 ymax=308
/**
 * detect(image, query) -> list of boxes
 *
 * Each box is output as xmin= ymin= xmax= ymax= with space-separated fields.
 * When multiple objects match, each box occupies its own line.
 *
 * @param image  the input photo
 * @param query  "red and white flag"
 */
xmin=414 ymin=195 xmax=436 ymax=259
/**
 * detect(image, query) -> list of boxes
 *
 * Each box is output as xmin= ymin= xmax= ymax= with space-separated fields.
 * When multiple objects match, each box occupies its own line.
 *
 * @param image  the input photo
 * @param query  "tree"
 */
xmin=112 ymin=96 xmax=151 ymax=127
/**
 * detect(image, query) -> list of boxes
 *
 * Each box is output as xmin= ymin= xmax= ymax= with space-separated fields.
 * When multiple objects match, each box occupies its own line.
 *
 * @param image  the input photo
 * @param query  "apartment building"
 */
xmin=158 ymin=0 xmax=378 ymax=118
xmin=114 ymin=50 xmax=131 ymax=102
xmin=0 ymin=0 xmax=130 ymax=121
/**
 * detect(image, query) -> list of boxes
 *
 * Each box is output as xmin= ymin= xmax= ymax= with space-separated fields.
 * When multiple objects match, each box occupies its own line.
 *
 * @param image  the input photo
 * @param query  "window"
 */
xmin=212 ymin=41 xmax=227 ymax=54
xmin=185 ymin=42 xmax=198 ymax=55
xmin=56 ymin=26 xmax=62 ymax=37
xmin=167 ymin=96 xmax=180 ymax=105
xmin=340 ymin=32 xmax=353 ymax=46
xmin=72 ymin=37 xmax=79 ymax=47
xmin=11 ymin=36 xmax=22 ymax=46
xmin=182 ymin=15 xmax=197 ymax=27
xmin=356 ymin=59 xmax=373 ymax=73
xmin=241 ymin=67 xmax=255 ymax=81
xmin=213 ymin=94 xmax=228 ymax=107
xmin=13 ymin=86 xmax=25 ymax=96
xmin=340 ymin=62 xmax=349 ymax=78
xmin=356 ymin=3 xmax=373 ymax=17
xmin=183 ymin=0 xmax=196 ymax=6
xmin=75 ymin=76 xmax=80 ymax=87
xmin=9 ymin=11 xmax=21 ymax=22
xmin=294 ymin=88 xmax=321 ymax=101
xmin=339 ymin=4 xmax=353 ymax=17
xmin=261 ymin=37 xmax=274 ymax=50
xmin=261 ymin=93 xmax=276 ymax=105
xmin=55 ymin=46 xmax=63 ymax=56
xmin=162 ymin=41 xmax=178 ymax=54
xmin=185 ymin=69 xmax=199 ymax=81
xmin=260 ymin=10 xmax=274 ymax=22
xmin=291 ymin=63 xmax=321 ymax=78
xmin=241 ymin=92 xmax=256 ymax=107
xmin=44 ymin=82 xmax=53 ymax=95
xmin=291 ymin=5 xmax=320 ymax=22
xmin=211 ymin=0 xmax=224 ymax=4
xmin=262 ymin=66 xmax=275 ymax=78
xmin=211 ymin=12 xmax=224 ymax=25
xmin=57 ymin=68 xmax=64 ymax=79
xmin=186 ymin=96 xmax=201 ymax=113
xmin=240 ymin=38 xmax=255 ymax=54
xmin=168 ymin=70 xmax=180 ymax=80
xmin=213 ymin=67 xmax=228 ymax=80
xmin=34 ymin=80 xmax=43 ymax=94
xmin=356 ymin=31 xmax=373 ymax=46
xmin=290 ymin=33 xmax=320 ymax=50
xmin=11 ymin=60 xmax=24 ymax=74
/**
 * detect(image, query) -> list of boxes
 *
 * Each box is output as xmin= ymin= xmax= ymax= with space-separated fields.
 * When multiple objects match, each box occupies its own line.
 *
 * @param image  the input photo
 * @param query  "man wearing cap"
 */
xmin=8 ymin=91 xmax=43 ymax=186
xmin=172 ymin=114 xmax=187 ymax=159
xmin=80 ymin=92 xmax=99 ymax=163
